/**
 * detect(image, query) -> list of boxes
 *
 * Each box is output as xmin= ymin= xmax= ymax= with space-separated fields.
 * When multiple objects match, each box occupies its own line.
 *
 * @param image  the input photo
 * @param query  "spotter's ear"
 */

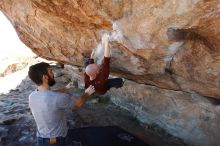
xmin=42 ymin=74 xmax=48 ymax=81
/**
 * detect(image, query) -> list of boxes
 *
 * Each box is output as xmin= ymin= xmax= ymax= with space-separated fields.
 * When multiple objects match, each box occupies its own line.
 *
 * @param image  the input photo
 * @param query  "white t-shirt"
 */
xmin=29 ymin=89 xmax=75 ymax=138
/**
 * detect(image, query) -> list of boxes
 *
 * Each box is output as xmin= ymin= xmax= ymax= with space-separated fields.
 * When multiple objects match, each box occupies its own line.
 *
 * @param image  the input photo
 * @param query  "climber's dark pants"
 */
xmin=107 ymin=78 xmax=123 ymax=90
xmin=83 ymin=57 xmax=90 ymax=69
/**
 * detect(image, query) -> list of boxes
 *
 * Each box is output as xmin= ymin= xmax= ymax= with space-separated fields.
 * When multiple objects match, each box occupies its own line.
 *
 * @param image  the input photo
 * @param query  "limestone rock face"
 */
xmin=1 ymin=0 xmax=220 ymax=99
xmin=108 ymin=80 xmax=220 ymax=146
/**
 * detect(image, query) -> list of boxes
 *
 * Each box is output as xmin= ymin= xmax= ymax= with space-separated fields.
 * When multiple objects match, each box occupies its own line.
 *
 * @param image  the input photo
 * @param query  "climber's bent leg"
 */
xmin=107 ymin=78 xmax=123 ymax=90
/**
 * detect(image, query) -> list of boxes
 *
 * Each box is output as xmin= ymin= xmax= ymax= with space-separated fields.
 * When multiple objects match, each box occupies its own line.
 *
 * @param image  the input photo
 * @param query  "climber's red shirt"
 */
xmin=84 ymin=57 xmax=110 ymax=94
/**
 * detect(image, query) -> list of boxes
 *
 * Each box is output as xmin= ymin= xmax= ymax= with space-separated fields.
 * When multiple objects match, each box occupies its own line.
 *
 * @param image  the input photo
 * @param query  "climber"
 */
xmin=28 ymin=62 xmax=95 ymax=146
xmin=84 ymin=34 xmax=124 ymax=95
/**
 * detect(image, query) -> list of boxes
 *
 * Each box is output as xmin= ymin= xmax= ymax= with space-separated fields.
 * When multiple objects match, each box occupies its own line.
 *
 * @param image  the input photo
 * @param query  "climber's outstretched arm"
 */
xmin=103 ymin=34 xmax=110 ymax=58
